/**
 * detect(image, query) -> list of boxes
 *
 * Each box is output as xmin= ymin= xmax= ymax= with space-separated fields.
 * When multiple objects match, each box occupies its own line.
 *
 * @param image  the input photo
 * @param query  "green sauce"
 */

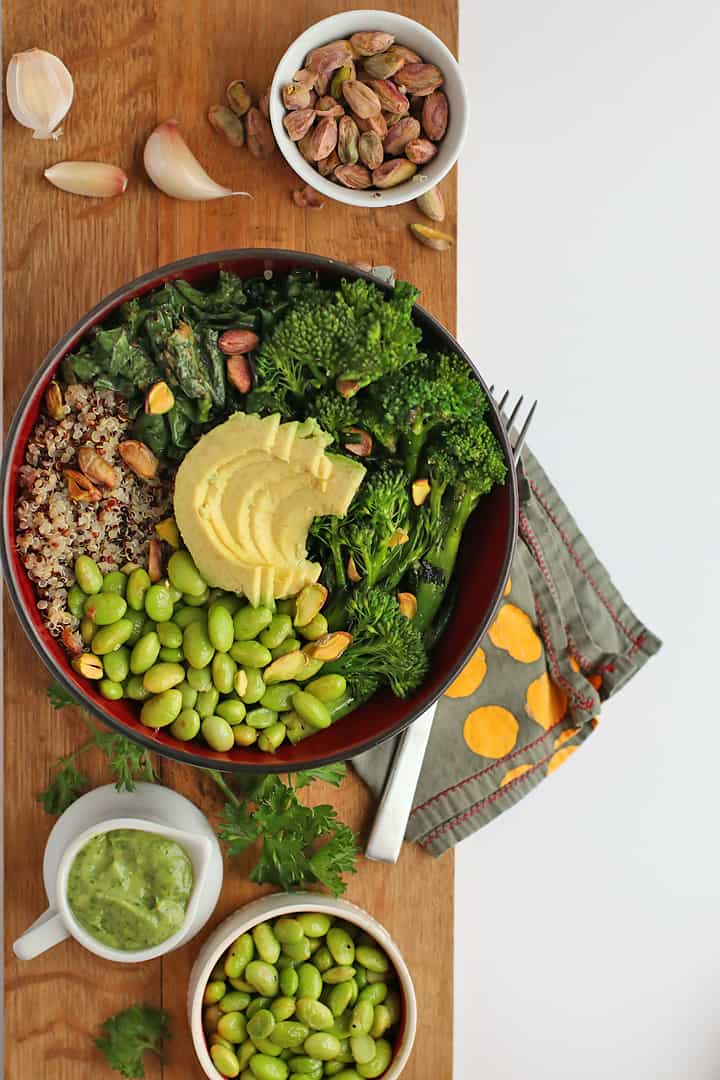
xmin=67 ymin=828 xmax=193 ymax=950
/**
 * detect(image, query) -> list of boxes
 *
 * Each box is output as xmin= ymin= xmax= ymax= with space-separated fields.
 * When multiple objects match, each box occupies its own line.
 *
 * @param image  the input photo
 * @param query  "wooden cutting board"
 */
xmin=3 ymin=2 xmax=457 ymax=1077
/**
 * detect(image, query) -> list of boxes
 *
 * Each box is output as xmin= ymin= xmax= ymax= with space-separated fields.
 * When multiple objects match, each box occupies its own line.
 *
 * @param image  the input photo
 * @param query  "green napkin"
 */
xmin=353 ymin=447 xmax=661 ymax=856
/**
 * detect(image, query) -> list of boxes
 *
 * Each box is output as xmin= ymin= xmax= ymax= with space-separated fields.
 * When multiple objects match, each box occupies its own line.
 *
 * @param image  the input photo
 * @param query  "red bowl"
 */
xmin=1 ymin=250 xmax=518 ymax=772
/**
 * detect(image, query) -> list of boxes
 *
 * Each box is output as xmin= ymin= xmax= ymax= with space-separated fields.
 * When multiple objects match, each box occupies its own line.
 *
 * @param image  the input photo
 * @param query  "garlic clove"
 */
xmin=6 ymin=47 xmax=73 ymax=140
xmin=143 ymin=118 xmax=249 ymax=201
xmin=44 ymin=162 xmax=128 ymax=198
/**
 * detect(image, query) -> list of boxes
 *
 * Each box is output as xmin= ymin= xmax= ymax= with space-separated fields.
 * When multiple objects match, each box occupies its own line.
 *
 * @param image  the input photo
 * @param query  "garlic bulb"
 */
xmin=44 ymin=162 xmax=128 ymax=197
xmin=144 ymin=118 xmax=249 ymax=201
xmin=6 ymin=48 xmax=73 ymax=139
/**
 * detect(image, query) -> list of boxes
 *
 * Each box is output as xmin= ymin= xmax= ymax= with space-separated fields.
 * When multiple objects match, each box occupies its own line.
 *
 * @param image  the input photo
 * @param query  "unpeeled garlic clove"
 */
xmin=143 ymin=118 xmax=249 ymax=201
xmin=44 ymin=161 xmax=128 ymax=198
xmin=6 ymin=47 xmax=73 ymax=139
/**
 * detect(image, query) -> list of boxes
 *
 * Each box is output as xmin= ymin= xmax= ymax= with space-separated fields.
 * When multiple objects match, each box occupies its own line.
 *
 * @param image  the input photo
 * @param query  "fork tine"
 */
xmin=497 ymin=389 xmax=510 ymax=413
xmin=512 ymin=399 xmax=537 ymax=464
xmin=505 ymin=394 xmax=524 ymax=431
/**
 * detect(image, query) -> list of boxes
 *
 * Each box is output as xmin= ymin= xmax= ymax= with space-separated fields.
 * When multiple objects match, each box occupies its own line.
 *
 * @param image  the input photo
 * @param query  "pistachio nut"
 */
xmin=305 ymin=39 xmax=353 ymax=75
xmin=334 ymin=163 xmax=372 ymax=189
xmin=73 ymin=653 xmax=104 ymax=679
xmin=297 ymin=130 xmax=316 ymax=163
xmin=396 ymin=63 xmax=444 ymax=96
xmin=61 ymin=627 xmax=83 ymax=657
xmin=358 ymin=130 xmax=383 ymax=170
xmin=415 ymin=186 xmax=446 ymax=222
xmin=148 ymin=538 xmax=163 ymax=584
xmin=294 ymin=583 xmax=328 ymax=628
xmin=258 ymin=89 xmax=270 ymax=120
xmin=341 ymin=80 xmax=381 ymax=119
xmin=411 ymin=478 xmax=432 ymax=506
xmin=283 ymin=81 xmax=315 ymax=111
xmin=309 ymin=116 xmax=338 ymax=161
xmin=422 ymin=90 xmax=449 ymax=140
xmin=362 ymin=46 xmax=407 ymax=80
xmin=369 ymin=78 xmax=409 ymax=115
xmin=226 ymin=356 xmax=253 ymax=393
xmin=388 ymin=528 xmax=409 ymax=547
xmin=226 ymin=80 xmax=252 ymax=117
xmin=218 ymin=329 xmax=259 ymax=355
xmin=338 ymin=115 xmax=360 ymax=164
xmin=118 ymin=440 xmax=159 ymax=480
xmin=409 ymin=223 xmax=454 ymax=250
xmin=77 ymin=447 xmax=117 ymax=488
xmin=317 ymin=149 xmax=340 ymax=177
xmin=155 ymin=516 xmax=180 ymax=548
xmin=283 ymin=106 xmax=316 ymax=142
xmin=383 ymin=116 xmax=420 ymax=156
xmin=293 ymin=67 xmax=318 ymax=89
xmin=343 ymin=427 xmax=373 ymax=457
xmin=305 ymin=632 xmax=353 ymax=662
xmin=372 ymin=158 xmax=417 ymax=188
xmin=405 ymin=137 xmax=438 ymax=164
xmin=347 ymin=555 xmax=362 ymax=583
xmin=44 ymin=380 xmax=64 ymax=420
xmin=63 ymin=468 xmax=102 ymax=502
xmin=393 ymin=45 xmax=422 ymax=64
xmin=336 ymin=378 xmax=360 ymax=398
xmin=355 ymin=112 xmax=387 ymax=138
xmin=144 ymin=380 xmax=175 ymax=416
xmin=208 ymin=104 xmax=245 ymax=148
xmin=382 ymin=110 xmax=406 ymax=127
xmin=246 ymin=106 xmax=275 ymax=158
xmin=397 ymin=592 xmax=418 ymax=619
xmin=292 ymin=185 xmax=325 ymax=210
xmin=330 ymin=64 xmax=354 ymax=100
xmin=315 ymin=69 xmax=332 ymax=97
xmin=349 ymin=31 xmax=395 ymax=56
xmin=314 ymin=95 xmax=345 ymax=118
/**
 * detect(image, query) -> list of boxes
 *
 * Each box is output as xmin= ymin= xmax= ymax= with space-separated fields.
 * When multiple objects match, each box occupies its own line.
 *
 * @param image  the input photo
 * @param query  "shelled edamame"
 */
xmin=66 ymin=548 xmax=356 ymax=755
xmin=203 ymin=913 xmax=402 ymax=1078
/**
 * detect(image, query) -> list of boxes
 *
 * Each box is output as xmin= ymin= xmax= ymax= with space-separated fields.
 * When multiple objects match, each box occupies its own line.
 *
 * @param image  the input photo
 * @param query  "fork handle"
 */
xmin=364 ymin=704 xmax=436 ymax=864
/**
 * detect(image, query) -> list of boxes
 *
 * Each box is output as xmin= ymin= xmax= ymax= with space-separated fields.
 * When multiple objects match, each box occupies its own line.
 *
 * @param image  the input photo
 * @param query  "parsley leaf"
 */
xmin=294 ymin=762 xmax=347 ymax=789
xmin=95 ymin=1004 xmax=170 ymax=1079
xmin=92 ymin=730 xmax=158 ymax=793
xmin=47 ymin=681 xmax=77 ymax=709
xmin=36 ymin=759 xmax=90 ymax=815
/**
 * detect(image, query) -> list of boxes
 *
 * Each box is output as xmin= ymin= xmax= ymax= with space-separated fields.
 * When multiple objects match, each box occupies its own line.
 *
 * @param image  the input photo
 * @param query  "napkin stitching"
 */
xmin=528 ymin=477 xmax=643 ymax=647
xmin=519 ymin=510 xmax=560 ymax=607
xmin=532 ymin=598 xmax=595 ymax=711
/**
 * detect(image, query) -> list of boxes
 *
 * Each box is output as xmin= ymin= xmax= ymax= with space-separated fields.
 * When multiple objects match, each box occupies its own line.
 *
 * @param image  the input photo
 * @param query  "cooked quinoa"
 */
xmin=15 ymin=384 xmax=173 ymax=648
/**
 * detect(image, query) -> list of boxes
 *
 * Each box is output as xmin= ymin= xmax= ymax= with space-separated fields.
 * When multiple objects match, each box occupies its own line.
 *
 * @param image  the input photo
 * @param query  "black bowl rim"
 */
xmin=0 ymin=248 xmax=518 ymax=773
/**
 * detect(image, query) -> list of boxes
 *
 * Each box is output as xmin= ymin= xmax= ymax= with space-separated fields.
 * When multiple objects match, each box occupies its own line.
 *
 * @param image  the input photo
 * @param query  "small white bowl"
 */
xmin=270 ymin=8 xmax=468 ymax=208
xmin=189 ymin=893 xmax=418 ymax=1079
xmin=13 ymin=816 xmax=215 ymax=963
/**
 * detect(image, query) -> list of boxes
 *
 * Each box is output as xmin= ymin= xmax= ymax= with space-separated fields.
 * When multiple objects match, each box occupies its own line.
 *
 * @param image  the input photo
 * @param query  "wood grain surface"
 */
xmin=3 ymin=2 xmax=457 ymax=1077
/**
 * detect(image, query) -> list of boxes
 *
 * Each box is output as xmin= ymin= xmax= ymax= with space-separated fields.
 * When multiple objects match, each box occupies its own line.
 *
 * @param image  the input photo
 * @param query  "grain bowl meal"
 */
xmin=14 ymin=267 xmax=506 ymax=756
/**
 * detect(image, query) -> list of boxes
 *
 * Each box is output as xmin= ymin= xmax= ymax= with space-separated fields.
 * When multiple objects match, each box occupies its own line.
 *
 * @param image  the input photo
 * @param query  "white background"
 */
xmin=456 ymin=1 xmax=720 ymax=1076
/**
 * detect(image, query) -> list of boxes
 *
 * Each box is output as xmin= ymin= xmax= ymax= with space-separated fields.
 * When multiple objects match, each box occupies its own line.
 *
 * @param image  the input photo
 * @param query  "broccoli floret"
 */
xmin=332 ymin=279 xmax=423 ymax=388
xmin=255 ymin=293 xmax=348 ymax=397
xmin=311 ymin=390 xmax=360 ymax=442
xmin=340 ymin=463 xmax=410 ymax=588
xmin=324 ymin=586 xmax=428 ymax=698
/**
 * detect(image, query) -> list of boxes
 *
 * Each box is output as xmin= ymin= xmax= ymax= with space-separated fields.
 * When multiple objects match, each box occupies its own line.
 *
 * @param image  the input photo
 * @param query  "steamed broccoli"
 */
xmin=331 ymin=279 xmax=423 ymax=388
xmin=255 ymin=292 xmax=346 ymax=400
xmin=341 ymin=463 xmax=412 ymax=589
xmin=311 ymin=390 xmax=360 ymax=443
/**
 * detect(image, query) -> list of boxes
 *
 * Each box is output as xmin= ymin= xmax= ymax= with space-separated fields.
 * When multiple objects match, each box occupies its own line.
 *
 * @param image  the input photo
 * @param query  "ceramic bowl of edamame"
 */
xmin=188 ymin=893 xmax=417 ymax=1080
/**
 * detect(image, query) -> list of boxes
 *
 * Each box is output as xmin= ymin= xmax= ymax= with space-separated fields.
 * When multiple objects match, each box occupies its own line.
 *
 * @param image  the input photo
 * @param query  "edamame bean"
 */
xmin=258 ymin=723 xmax=287 ymax=753
xmin=124 ymin=608 xmax=146 ymax=645
xmin=355 ymin=1038 xmax=391 ymax=1079
xmin=230 ymin=640 xmax=273 ymax=668
xmin=144 ymin=583 xmax=174 ymax=623
xmin=234 ymin=724 xmax=258 ymax=747
xmin=143 ymin=661 xmax=185 ymax=693
xmin=211 ymin=1034 xmax=234 ymax=1050
xmin=140 ymin=688 xmax=182 ymax=728
xmin=125 ymin=674 xmax=152 ymax=701
xmin=163 ymin=580 xmax=183 ymax=604
xmin=211 ymin=1044 xmax=241 ymax=1077
xmin=323 ymin=967 xmax=356 ymax=985
xmin=353 ymin=947 xmax=388 ymax=975
xmin=238 ymin=1040 xmax=257 ymax=1069
xmin=368 ymin=1005 xmax=391 ymax=1040
xmin=130 ymin=631 xmax=161 ymax=673
xmin=213 ymin=594 xmax=242 ymax=616
xmin=349 ymin=1035 xmax=375 ymax=1067
xmin=157 ymin=646 xmax=182 ymax=662
xmin=218 ymin=1011 xmax=248 ymax=1044
xmin=84 ymin=589 xmax=127 ymax=625
xmin=302 ymin=1033 xmax=341 ymax=1061
xmin=174 ymin=605 xmax=205 ymax=628
xmin=259 ymin=614 xmax=293 ymax=649
xmin=239 ymin=668 xmax=266 ymax=704
xmin=271 ymin=637 xmax=302 ymax=659
xmin=208 ymin=603 xmax=236 ymax=652
xmin=307 ymin=938 xmax=321 ymax=956
xmin=274 ymin=919 xmax=304 ymax=946
xmin=233 ymin=605 xmax=273 ymax=641
xmin=206 ymin=980 xmax=227 ymax=1005
xmin=67 ymin=584 xmax=88 ymax=617
xmin=329 ymin=1014 xmax=352 ymax=1040
xmin=246 ymin=707 xmax=278 ymax=730
xmin=184 ymin=619 xmax=215 ymax=669
xmin=348 ymin=1003 xmax=373 ymax=1037
xmin=245 ymin=961 xmax=280 ymax=997
xmin=183 ymin=586 xmax=210 ymax=606
xmin=356 ymin=985 xmax=387 ymax=1008
xmin=80 ymin=616 xmax=95 ymax=644
xmin=260 ymin=683 xmax=300 ymax=712
xmin=177 ymin=680 xmax=198 ymax=709
xmin=353 ymin=968 xmax=367 ymax=992
xmin=170 ymin=708 xmax=201 ymax=741
xmin=248 ymin=1055 xmax=288 ymax=1080
xmin=280 ymin=966 xmax=299 ymax=997
xmin=295 ymin=999 xmax=334 ymax=1032
xmin=213 ymin=652 xmax=238 ymax=694
xmin=291 ymin=691 xmax=331 ymax=731
xmin=217 ymin=699 xmax=247 ymax=725
xmin=205 ymin=1004 xmax=223 ymax=1032
xmin=253 ymin=923 xmax=282 ymax=965
xmin=287 ymin=1058 xmax=322 ymax=1079
xmin=294 ymin=658 xmax=323 ymax=682
xmin=91 ymin=619 xmax=133 ymax=655
xmin=167 ymin=550 xmax=207 ymax=597
xmin=306 ymin=675 xmax=347 ymax=704
xmin=247 ymin=1008 xmax=276 ymax=1041
xmin=297 ymin=614 xmax=328 ymax=642
xmin=196 ymin=687 xmax=220 ymax=718
xmin=225 ymin=934 xmax=254 ymax=979
xmin=99 ymin=678 xmax=123 ymax=700
xmin=187 ymin=665 xmax=213 ymax=691
xmin=383 ymin=993 xmax=400 ymax=1027
xmin=270 ymin=997 xmax=296 ymax=1022
xmin=327 ymin=982 xmax=355 ymax=1019
xmin=327 ymin=930 xmax=355 ymax=968
xmin=202 ymin=715 xmax=234 ymax=752
xmin=324 ymin=1064 xmax=346 ymax=1078
xmin=296 ymin=964 xmax=323 ymax=1000
xmin=247 ymin=997 xmax=272 ymax=1019
xmin=312 ymin=947 xmax=333 ymax=974
xmin=75 ymin=556 xmax=103 ymax=595
xmin=102 ymin=571 xmax=127 ymax=596
xmin=230 ymin=978 xmax=254 ymax=993
xmin=282 ymin=938 xmax=312 ymax=963
xmin=269 ymin=1021 xmax=309 ymax=1049
xmin=157 ymin=620 xmax=183 ymax=648
xmin=126 ymin=568 xmax=151 ymax=611
xmin=297 ymin=914 xmax=332 ymax=939
xmin=221 ymin=991 xmax=252 ymax=1013
xmin=251 ymin=1038 xmax=285 ymax=1060
xmin=103 ymin=647 xmax=130 ymax=683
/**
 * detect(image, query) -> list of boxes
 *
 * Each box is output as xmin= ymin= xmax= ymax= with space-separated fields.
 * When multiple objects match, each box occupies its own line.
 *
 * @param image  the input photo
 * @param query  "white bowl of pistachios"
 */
xmin=269 ymin=9 xmax=468 ymax=207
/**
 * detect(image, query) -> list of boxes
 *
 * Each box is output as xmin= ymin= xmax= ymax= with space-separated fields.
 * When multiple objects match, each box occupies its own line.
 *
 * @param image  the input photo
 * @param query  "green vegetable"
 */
xmin=94 ymin=1003 xmax=170 ymax=1079
xmin=46 ymin=681 xmax=76 ymax=709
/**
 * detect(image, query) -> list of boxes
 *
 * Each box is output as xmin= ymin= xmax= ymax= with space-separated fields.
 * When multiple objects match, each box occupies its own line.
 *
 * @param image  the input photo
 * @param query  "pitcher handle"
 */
xmin=13 ymin=909 xmax=68 ymax=960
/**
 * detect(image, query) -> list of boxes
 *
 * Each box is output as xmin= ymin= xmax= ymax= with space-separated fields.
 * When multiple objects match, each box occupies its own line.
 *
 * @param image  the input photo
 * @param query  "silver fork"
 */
xmin=365 ymin=391 xmax=537 ymax=864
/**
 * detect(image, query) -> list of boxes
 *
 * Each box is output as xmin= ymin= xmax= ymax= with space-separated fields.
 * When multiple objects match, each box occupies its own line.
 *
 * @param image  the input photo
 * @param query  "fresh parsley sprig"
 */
xmin=210 ymin=765 xmax=358 ymax=897
xmin=95 ymin=1004 xmax=170 ymax=1079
